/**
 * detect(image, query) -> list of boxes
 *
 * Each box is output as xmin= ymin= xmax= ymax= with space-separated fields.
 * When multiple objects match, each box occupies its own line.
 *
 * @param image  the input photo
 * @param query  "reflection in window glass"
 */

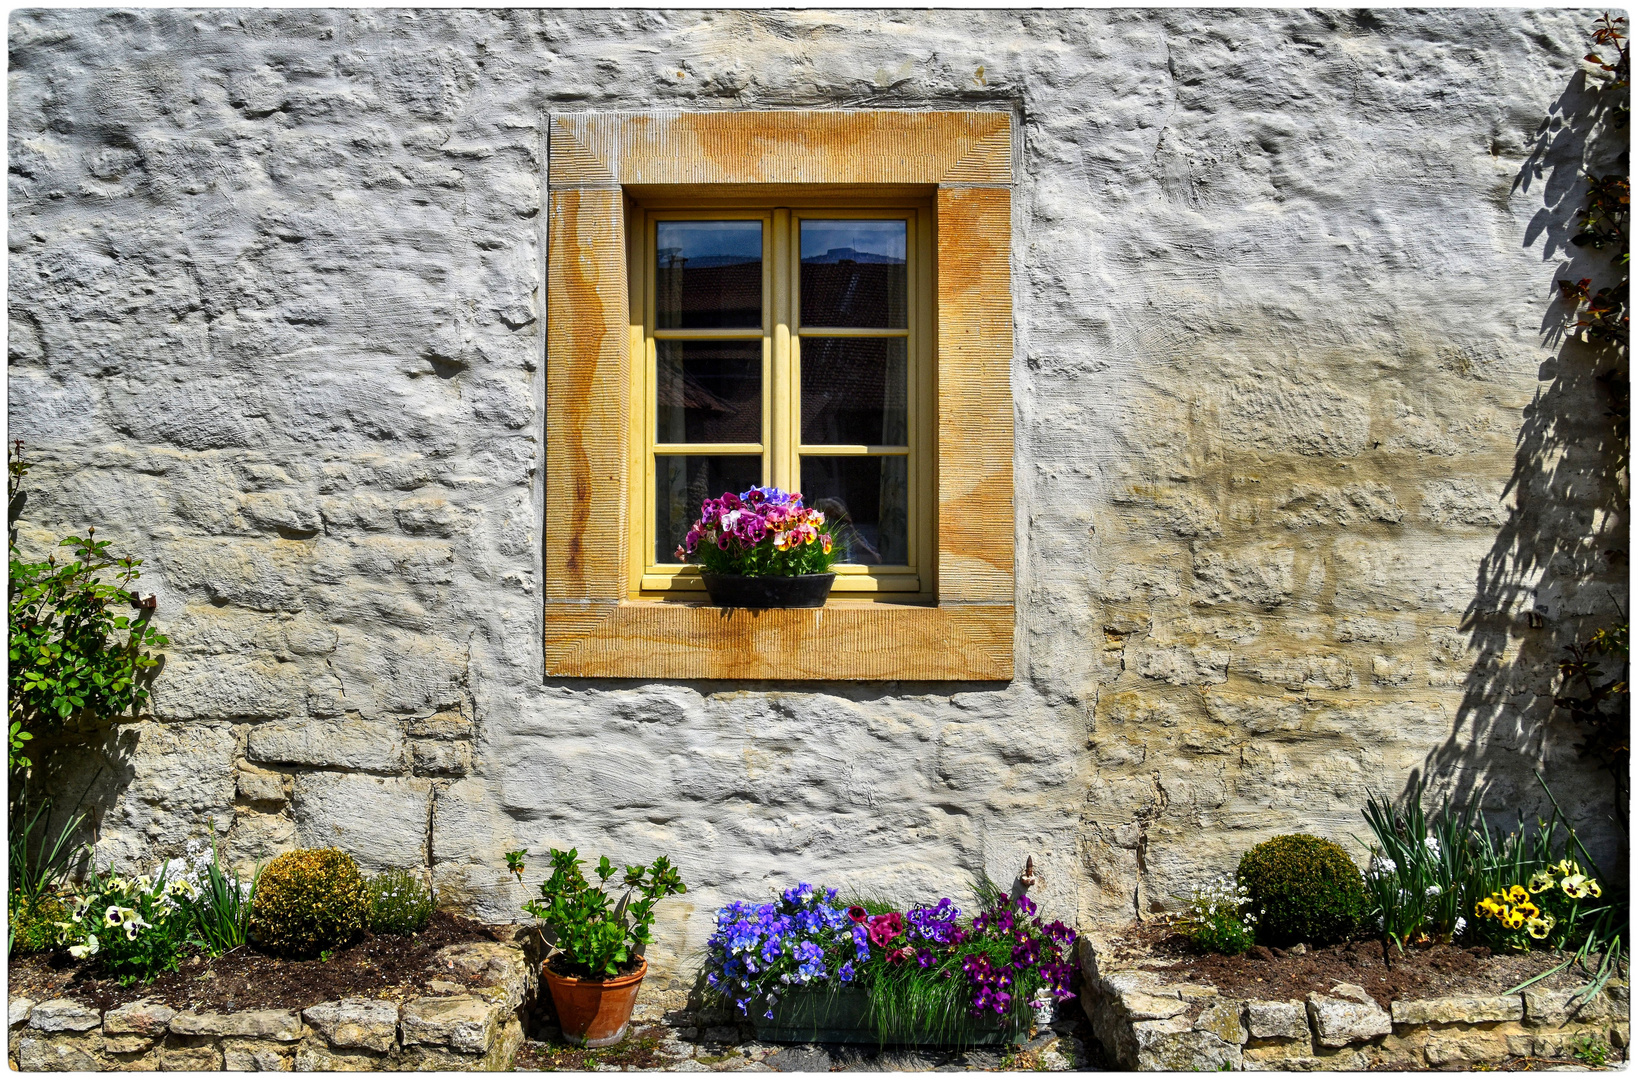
xmin=799 ymin=219 xmax=907 ymax=328
xmin=655 ymin=454 xmax=763 ymax=564
xmin=800 ymin=338 xmax=907 ymax=446
xmin=799 ymin=455 xmax=909 ymax=566
xmin=657 ymin=221 xmax=763 ymax=329
xmin=657 ymin=341 xmax=762 ymax=444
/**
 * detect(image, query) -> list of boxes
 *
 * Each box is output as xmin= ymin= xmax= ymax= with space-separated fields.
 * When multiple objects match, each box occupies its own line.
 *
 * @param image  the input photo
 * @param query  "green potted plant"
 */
xmin=673 ymin=486 xmax=837 ymax=608
xmin=511 ymin=847 xmax=687 ymax=1047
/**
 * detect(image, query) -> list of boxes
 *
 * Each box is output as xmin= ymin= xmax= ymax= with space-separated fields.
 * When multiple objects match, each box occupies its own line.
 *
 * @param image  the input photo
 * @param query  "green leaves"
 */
xmin=517 ymin=848 xmax=687 ymax=979
xmin=9 ymin=445 xmax=169 ymax=752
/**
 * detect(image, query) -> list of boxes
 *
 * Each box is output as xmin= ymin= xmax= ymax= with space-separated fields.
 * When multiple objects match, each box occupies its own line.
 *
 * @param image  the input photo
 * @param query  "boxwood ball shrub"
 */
xmin=248 ymin=848 xmax=369 ymax=958
xmin=367 ymin=868 xmax=434 ymax=936
xmin=1237 ymin=834 xmax=1367 ymax=947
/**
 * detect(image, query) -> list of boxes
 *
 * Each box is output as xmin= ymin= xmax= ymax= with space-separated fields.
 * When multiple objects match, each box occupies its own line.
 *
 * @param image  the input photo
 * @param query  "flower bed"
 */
xmin=1077 ymin=927 xmax=1629 ymax=1070
xmin=7 ymin=930 xmax=534 ymax=1071
xmin=701 ymin=882 xmax=1075 ymax=1047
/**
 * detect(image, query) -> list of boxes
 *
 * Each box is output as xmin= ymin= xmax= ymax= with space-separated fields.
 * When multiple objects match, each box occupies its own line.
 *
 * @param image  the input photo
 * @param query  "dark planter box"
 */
xmin=701 ymin=572 xmax=836 ymax=609
xmin=748 ymin=988 xmax=1026 ymax=1047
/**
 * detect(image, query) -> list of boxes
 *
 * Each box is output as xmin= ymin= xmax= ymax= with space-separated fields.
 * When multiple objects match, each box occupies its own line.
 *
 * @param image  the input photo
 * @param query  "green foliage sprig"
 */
xmin=8 ymin=442 xmax=168 ymax=755
xmin=518 ymin=848 xmax=687 ymax=980
xmin=367 ymin=868 xmax=434 ymax=935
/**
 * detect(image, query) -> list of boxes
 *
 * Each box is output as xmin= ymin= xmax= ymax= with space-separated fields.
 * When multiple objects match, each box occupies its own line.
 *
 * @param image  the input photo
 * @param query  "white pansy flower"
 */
xmin=68 ymin=936 xmax=100 ymax=959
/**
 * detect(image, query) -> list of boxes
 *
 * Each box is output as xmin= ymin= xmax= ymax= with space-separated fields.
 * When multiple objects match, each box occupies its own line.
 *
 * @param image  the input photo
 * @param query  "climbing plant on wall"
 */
xmin=7 ymin=442 xmax=168 ymax=768
xmin=1551 ymin=13 xmax=1629 ymax=817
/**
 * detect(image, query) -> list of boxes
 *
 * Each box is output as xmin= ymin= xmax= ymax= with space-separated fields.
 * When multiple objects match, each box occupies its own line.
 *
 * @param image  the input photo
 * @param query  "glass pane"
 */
xmin=799 ymin=456 xmax=909 ymax=566
xmin=800 ymin=338 xmax=907 ymax=446
xmin=656 ymin=454 xmax=763 ymax=564
xmin=657 ymin=340 xmax=762 ymax=444
xmin=800 ymin=219 xmax=907 ymax=328
xmin=656 ymin=220 xmax=762 ymax=329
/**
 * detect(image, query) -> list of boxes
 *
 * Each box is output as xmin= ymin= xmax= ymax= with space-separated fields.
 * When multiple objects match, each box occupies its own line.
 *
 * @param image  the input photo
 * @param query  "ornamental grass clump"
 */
xmin=1359 ymin=784 xmax=1477 ymax=950
xmin=674 ymin=486 xmax=834 ymax=576
xmin=1237 ymin=834 xmax=1367 ymax=948
xmin=248 ymin=848 xmax=368 ymax=959
xmin=367 ymin=868 xmax=435 ymax=936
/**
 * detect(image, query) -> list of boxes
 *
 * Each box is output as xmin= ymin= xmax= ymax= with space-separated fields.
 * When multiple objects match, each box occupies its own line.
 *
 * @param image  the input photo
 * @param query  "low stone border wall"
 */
xmin=1077 ymin=935 xmax=1630 ymax=1070
xmin=8 ymin=940 xmax=533 ymax=1072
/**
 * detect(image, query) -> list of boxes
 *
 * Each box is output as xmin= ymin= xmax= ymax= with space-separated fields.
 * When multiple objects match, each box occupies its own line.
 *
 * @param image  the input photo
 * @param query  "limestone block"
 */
xmin=156 ymin=655 xmax=309 ymax=721
xmin=223 ymin=1035 xmax=298 ymax=1070
xmin=301 ymin=999 xmax=400 ymax=1053
xmin=104 ymin=999 xmax=175 ymax=1038
xmin=1119 ymin=989 xmax=1190 ymax=1022
xmin=228 ymin=809 xmax=299 ymax=864
xmin=15 ymin=1032 xmax=102 ymax=1071
xmin=241 ymin=491 xmax=322 ymax=537
xmin=1131 ymin=1016 xmax=1241 ymax=1071
xmin=102 ymin=1033 xmax=156 ymax=1055
xmin=1247 ymin=999 xmax=1309 ymax=1040
xmin=1193 ymin=1000 xmax=1247 ymax=1044
xmin=400 ymin=994 xmax=498 ymax=1053
xmin=28 ymin=998 xmax=102 ymax=1032
xmin=293 ymin=1036 xmax=394 ymax=1071
xmin=1369 ymin=1026 xmax=1429 ymax=1069
xmin=160 ymin=1038 xmax=226 ymax=1070
xmin=402 ymin=1014 xmax=523 ymax=1071
xmin=237 ymin=763 xmax=290 ymax=804
xmin=89 ymin=721 xmax=238 ymax=871
xmin=1523 ymin=984 xmax=1624 ymax=1027
xmin=10 ymin=997 xmax=35 ymax=1029
xmin=1307 ymin=985 xmax=1391 ymax=1048
xmin=248 ymin=717 xmax=407 ymax=772
xmin=1129 ymin=643 xmax=1230 ymax=686
xmin=434 ymin=941 xmax=533 ymax=1012
xmin=170 ymin=1009 xmax=302 ymax=1040
xmin=1192 ymin=546 xmax=1295 ymax=607
xmin=293 ymin=772 xmax=431 ymax=872
xmin=406 ymin=710 xmax=473 ymax=740
xmin=412 ymin=738 xmax=472 ymax=776
xmin=1422 ymin=1025 xmax=1512 ymax=1067
xmin=1391 ymin=995 xmax=1522 ymax=1025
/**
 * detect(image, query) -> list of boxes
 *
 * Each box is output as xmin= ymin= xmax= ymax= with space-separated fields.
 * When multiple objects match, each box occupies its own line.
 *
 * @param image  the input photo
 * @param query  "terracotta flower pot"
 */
xmin=542 ymin=956 xmax=648 ymax=1047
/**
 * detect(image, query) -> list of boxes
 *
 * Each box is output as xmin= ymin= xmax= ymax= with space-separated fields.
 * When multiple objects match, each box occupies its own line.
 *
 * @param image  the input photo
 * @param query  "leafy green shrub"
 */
xmin=516 ymin=848 xmax=687 ymax=979
xmin=1176 ymin=875 xmax=1256 ymax=955
xmin=248 ymin=848 xmax=368 ymax=958
xmin=9 ymin=442 xmax=168 ymax=761
xmin=1237 ymin=835 xmax=1366 ymax=947
xmin=367 ymin=869 xmax=434 ymax=936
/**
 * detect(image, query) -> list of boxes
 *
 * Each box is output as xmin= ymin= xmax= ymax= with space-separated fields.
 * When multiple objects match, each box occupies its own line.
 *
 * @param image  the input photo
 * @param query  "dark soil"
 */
xmin=7 ymin=911 xmax=511 ymax=1015
xmin=1105 ymin=921 xmax=1595 ymax=1009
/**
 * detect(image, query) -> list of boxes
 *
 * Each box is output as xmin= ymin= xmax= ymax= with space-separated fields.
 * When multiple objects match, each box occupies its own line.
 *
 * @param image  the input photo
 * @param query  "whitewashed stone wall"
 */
xmin=8 ymin=8 xmax=1626 ymax=991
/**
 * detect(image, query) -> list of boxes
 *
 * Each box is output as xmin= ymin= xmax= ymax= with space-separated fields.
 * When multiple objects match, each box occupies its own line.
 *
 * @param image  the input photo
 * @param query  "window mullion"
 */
xmin=770 ymin=208 xmax=793 ymax=492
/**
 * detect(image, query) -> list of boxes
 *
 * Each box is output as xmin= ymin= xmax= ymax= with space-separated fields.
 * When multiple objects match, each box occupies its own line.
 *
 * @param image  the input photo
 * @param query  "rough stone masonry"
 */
xmin=7 ymin=9 xmax=1627 ymax=995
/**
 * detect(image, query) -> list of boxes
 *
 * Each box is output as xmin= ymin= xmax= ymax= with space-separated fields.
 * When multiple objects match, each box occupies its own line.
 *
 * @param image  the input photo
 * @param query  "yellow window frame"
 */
xmin=545 ymin=110 xmax=1015 ymax=681
xmin=630 ymin=199 xmax=936 ymax=599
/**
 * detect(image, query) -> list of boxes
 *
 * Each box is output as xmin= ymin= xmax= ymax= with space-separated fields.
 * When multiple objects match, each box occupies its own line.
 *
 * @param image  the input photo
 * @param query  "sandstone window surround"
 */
xmin=544 ymin=110 xmax=1015 ymax=680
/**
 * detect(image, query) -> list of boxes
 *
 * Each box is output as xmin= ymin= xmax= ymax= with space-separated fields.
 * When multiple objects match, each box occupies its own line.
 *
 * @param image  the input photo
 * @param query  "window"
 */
xmin=544 ymin=110 xmax=1015 ymax=680
xmin=631 ymin=202 xmax=935 ymax=598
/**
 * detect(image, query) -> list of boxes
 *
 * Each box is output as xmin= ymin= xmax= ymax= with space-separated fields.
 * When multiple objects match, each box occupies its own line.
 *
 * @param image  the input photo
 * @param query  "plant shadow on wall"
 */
xmin=1418 ymin=16 xmax=1628 ymax=865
